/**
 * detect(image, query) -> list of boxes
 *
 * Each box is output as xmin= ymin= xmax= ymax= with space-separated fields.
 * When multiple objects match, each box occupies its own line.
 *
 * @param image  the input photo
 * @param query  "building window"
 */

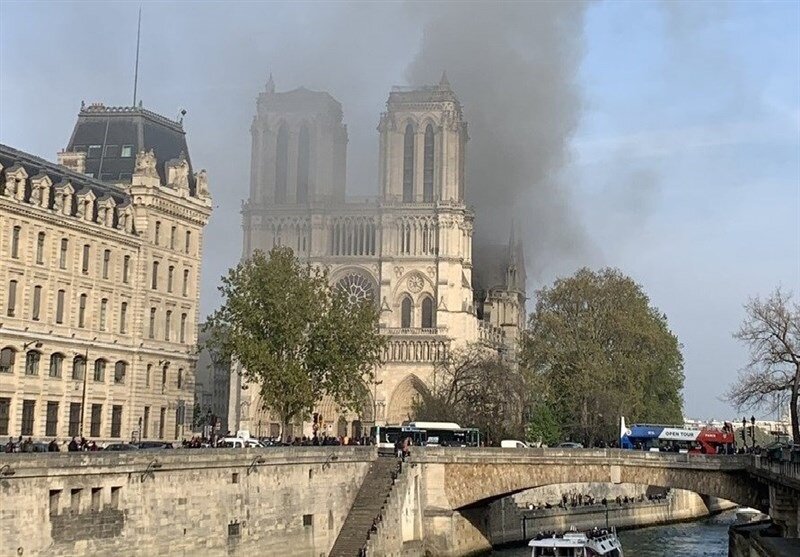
xmin=56 ymin=289 xmax=65 ymax=324
xmin=0 ymin=348 xmax=15 ymax=374
xmin=149 ymin=307 xmax=156 ymax=339
xmin=423 ymin=124 xmax=434 ymax=203
xmin=165 ymin=310 xmax=172 ymax=341
xmin=170 ymin=225 xmax=176 ymax=250
xmin=120 ymin=302 xmax=128 ymax=334
xmin=275 ymin=125 xmax=289 ymax=203
xmin=82 ymin=244 xmax=90 ymax=274
xmin=122 ymin=255 xmax=130 ymax=283
xmin=182 ymin=269 xmax=189 ymax=296
xmin=99 ymin=298 xmax=108 ymax=331
xmin=177 ymin=368 xmax=183 ymax=389
xmin=21 ymin=400 xmax=35 ymax=436
xmin=121 ymin=144 xmax=133 ymax=158
xmin=104 ymin=144 xmax=119 ymax=157
xmin=72 ymin=355 xmax=86 ymax=381
xmin=167 ymin=266 xmax=174 ymax=292
xmin=403 ymin=124 xmax=415 ymax=203
xmin=60 ymin=238 xmax=68 ymax=269
xmin=32 ymin=285 xmax=42 ymax=320
xmin=7 ymin=279 xmax=17 ymax=316
xmin=146 ymin=364 xmax=152 ymax=388
xmin=11 ymin=225 xmax=21 ymax=259
xmin=161 ymin=364 xmax=168 ymax=390
xmin=297 ymin=125 xmax=310 ymax=203
xmin=36 ymin=231 xmax=46 ymax=264
xmin=68 ymin=402 xmax=81 ymax=437
xmin=46 ymin=402 xmax=59 ymax=437
xmin=158 ymin=407 xmax=166 ymax=439
xmin=180 ymin=313 xmax=187 ymax=343
xmin=143 ymin=406 xmax=150 ymax=438
xmin=114 ymin=361 xmax=127 ymax=384
xmin=87 ymin=145 xmax=102 ymax=158
xmin=401 ymin=296 xmax=412 ymax=328
xmin=152 ymin=261 xmax=159 ymax=289
xmin=90 ymin=404 xmax=102 ymax=437
xmin=174 ymin=406 xmax=183 ymax=439
xmin=154 ymin=221 xmax=161 ymax=245
xmin=111 ymin=405 xmax=123 ymax=437
xmin=102 ymin=249 xmax=110 ymax=279
xmin=0 ymin=398 xmax=9 ymax=435
xmin=25 ymin=350 xmax=41 ymax=375
xmin=185 ymin=231 xmax=191 ymax=254
xmin=78 ymin=293 xmax=87 ymax=328
xmin=93 ymin=359 xmax=106 ymax=382
xmin=49 ymin=353 xmax=64 ymax=378
xmin=421 ymin=297 xmax=435 ymax=329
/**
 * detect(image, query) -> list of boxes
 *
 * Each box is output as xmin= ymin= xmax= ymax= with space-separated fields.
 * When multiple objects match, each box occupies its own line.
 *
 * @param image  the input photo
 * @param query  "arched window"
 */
xmin=423 ymin=124 xmax=434 ymax=202
xmin=93 ymin=358 xmax=106 ymax=382
xmin=402 ymin=124 xmax=414 ymax=203
xmin=49 ymin=353 xmax=64 ymax=377
xmin=151 ymin=261 xmax=159 ymax=289
xmin=72 ymin=355 xmax=86 ymax=380
xmin=297 ymin=126 xmax=310 ymax=203
xmin=275 ymin=125 xmax=289 ymax=203
xmin=0 ymin=347 xmax=15 ymax=373
xmin=421 ymin=297 xmax=435 ymax=329
xmin=25 ymin=350 xmax=41 ymax=375
xmin=114 ymin=361 xmax=127 ymax=384
xmin=401 ymin=296 xmax=413 ymax=328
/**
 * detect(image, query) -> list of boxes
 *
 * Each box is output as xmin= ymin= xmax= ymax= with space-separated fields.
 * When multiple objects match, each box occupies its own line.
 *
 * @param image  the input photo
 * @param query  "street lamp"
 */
xmin=742 ymin=417 xmax=747 ymax=450
xmin=750 ymin=415 xmax=756 ymax=447
xmin=372 ymin=379 xmax=383 ymax=427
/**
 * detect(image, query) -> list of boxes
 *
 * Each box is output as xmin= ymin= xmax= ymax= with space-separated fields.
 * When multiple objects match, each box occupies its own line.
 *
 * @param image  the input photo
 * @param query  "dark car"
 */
xmin=104 ymin=443 xmax=139 ymax=451
xmin=135 ymin=441 xmax=174 ymax=450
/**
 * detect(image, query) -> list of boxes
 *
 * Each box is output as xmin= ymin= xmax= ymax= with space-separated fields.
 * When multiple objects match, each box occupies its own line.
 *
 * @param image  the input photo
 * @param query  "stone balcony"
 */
xmin=380 ymin=327 xmax=450 ymax=363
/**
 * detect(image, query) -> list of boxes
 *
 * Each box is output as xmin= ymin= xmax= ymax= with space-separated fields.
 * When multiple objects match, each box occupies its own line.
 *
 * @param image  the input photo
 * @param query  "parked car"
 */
xmin=103 ymin=443 xmax=139 ymax=451
xmin=500 ymin=440 xmax=530 ymax=449
xmin=217 ymin=437 xmax=264 ymax=448
xmin=557 ymin=442 xmax=584 ymax=449
xmin=135 ymin=441 xmax=174 ymax=450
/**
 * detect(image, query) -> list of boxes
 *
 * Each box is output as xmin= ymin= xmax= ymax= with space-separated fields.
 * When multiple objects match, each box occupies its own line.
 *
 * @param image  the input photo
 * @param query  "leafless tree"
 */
xmin=726 ymin=287 xmax=800 ymax=444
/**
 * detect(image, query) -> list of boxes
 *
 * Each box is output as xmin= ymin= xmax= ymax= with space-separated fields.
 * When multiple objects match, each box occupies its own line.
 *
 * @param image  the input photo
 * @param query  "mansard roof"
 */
xmin=65 ymin=102 xmax=195 ymax=191
xmin=0 ymin=143 xmax=129 ymax=205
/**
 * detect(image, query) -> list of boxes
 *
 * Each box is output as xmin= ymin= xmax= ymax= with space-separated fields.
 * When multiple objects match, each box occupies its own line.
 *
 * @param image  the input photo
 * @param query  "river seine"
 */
xmin=490 ymin=510 xmax=736 ymax=556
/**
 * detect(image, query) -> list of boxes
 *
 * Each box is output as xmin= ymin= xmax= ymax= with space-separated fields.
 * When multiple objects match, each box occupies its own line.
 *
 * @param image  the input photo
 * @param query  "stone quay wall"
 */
xmin=0 ymin=447 xmax=374 ymax=557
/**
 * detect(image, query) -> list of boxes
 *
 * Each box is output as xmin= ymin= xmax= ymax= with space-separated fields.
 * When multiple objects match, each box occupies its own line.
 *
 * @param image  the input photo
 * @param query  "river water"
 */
xmin=490 ymin=510 xmax=736 ymax=557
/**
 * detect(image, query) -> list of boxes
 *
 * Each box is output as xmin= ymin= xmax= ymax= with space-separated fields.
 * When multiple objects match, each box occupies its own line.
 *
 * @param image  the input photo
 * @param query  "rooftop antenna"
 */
xmin=132 ymin=6 xmax=142 ymax=107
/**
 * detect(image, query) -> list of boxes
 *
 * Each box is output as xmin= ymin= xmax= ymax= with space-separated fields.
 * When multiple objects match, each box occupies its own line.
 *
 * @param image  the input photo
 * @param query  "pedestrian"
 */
xmin=4 ymin=437 xmax=14 ymax=453
xmin=48 ymin=439 xmax=59 ymax=452
xmin=68 ymin=437 xmax=79 ymax=452
xmin=21 ymin=437 xmax=33 ymax=453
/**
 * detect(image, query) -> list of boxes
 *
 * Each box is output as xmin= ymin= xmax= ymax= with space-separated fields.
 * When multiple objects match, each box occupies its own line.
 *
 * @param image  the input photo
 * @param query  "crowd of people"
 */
xmin=523 ymin=489 xmax=669 ymax=512
xmin=4 ymin=435 xmax=100 ymax=453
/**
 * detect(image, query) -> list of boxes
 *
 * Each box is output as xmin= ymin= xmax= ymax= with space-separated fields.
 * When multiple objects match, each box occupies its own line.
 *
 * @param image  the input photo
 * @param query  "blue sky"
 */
xmin=1 ymin=1 xmax=798 ymax=420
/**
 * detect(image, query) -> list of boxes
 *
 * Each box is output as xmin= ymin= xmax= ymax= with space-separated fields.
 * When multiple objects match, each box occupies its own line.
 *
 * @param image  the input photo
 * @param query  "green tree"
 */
xmin=413 ymin=344 xmax=527 ymax=445
xmin=525 ymin=404 xmax=562 ymax=447
xmin=204 ymin=247 xmax=385 ymax=439
xmin=521 ymin=267 xmax=684 ymax=446
xmin=726 ymin=288 xmax=799 ymax=444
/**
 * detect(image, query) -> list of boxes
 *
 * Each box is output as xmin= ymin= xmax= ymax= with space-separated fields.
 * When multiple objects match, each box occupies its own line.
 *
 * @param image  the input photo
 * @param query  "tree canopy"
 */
xmin=204 ymin=247 xmax=385 ymax=437
xmin=726 ymin=287 xmax=799 ymax=444
xmin=521 ymin=267 xmax=684 ymax=446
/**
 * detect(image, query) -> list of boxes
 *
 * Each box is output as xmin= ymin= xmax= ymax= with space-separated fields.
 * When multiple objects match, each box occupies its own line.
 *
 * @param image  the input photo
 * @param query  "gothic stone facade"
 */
xmin=233 ymin=76 xmax=526 ymax=438
xmin=0 ymin=105 xmax=211 ymax=443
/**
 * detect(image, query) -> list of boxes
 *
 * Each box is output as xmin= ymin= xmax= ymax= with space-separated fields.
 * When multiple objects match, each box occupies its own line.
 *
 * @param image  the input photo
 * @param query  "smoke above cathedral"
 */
xmin=406 ymin=2 xmax=592 ymax=279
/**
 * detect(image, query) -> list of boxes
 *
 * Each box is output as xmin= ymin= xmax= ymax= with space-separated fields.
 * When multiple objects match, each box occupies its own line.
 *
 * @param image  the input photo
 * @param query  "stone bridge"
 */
xmin=409 ymin=448 xmax=774 ymax=556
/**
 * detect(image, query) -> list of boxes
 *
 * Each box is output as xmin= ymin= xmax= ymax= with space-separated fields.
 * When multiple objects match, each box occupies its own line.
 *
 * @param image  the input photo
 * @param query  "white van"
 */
xmin=218 ymin=437 xmax=263 ymax=448
xmin=501 ymin=440 xmax=530 ymax=449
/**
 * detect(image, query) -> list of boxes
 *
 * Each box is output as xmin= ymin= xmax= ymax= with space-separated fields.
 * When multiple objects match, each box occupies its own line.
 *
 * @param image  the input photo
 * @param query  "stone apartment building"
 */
xmin=0 ymin=103 xmax=211 ymax=443
xmin=229 ymin=76 xmax=526 ymax=438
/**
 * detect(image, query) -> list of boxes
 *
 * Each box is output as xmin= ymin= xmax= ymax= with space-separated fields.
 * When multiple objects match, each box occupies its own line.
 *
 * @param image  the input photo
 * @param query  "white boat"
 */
xmin=528 ymin=528 xmax=624 ymax=557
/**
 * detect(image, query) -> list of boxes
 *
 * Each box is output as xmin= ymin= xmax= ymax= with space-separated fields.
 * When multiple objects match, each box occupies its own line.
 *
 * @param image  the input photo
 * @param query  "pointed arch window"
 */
xmin=421 ymin=296 xmax=435 ymax=329
xmin=297 ymin=126 xmax=310 ymax=203
xmin=275 ymin=125 xmax=289 ymax=203
xmin=401 ymin=296 xmax=413 ymax=328
xmin=423 ymin=124 xmax=434 ymax=202
xmin=403 ymin=124 xmax=414 ymax=203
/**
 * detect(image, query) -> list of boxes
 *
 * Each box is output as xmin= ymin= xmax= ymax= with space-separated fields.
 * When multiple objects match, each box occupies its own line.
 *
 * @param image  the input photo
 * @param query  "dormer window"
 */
xmin=87 ymin=145 xmax=101 ymax=158
xmin=121 ymin=145 xmax=134 ymax=158
xmin=104 ymin=145 xmax=120 ymax=158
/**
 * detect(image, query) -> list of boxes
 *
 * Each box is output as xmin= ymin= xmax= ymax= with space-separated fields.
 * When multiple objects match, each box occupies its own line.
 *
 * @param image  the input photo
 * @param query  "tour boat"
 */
xmin=528 ymin=528 xmax=624 ymax=557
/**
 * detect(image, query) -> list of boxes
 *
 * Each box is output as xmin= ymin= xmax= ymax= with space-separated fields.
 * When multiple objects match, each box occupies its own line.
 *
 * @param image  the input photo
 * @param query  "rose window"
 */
xmin=336 ymin=273 xmax=376 ymax=305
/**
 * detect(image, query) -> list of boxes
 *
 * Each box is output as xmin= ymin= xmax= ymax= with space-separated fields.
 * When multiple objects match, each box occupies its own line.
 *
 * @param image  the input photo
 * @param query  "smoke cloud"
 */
xmin=406 ymin=2 xmax=592 ymax=278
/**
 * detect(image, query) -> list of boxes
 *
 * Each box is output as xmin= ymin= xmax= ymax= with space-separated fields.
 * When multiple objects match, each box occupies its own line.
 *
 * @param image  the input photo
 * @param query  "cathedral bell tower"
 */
xmin=378 ymin=72 xmax=468 ymax=204
xmin=249 ymin=74 xmax=348 ymax=206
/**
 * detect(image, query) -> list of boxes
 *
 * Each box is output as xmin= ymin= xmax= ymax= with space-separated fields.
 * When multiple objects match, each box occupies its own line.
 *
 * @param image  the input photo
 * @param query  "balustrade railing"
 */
xmin=478 ymin=321 xmax=505 ymax=346
xmin=752 ymin=454 xmax=800 ymax=483
xmin=382 ymin=337 xmax=449 ymax=363
xmin=381 ymin=327 xmax=442 ymax=336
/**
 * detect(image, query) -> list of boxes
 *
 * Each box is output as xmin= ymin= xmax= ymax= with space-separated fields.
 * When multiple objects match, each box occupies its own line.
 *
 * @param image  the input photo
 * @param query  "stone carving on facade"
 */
xmin=407 ymin=273 xmax=424 ymax=294
xmin=4 ymin=165 xmax=27 ymax=200
xmin=196 ymin=169 xmax=209 ymax=198
xmin=134 ymin=149 xmax=159 ymax=178
xmin=426 ymin=266 xmax=435 ymax=278
xmin=393 ymin=266 xmax=404 ymax=279
xmin=166 ymin=156 xmax=190 ymax=194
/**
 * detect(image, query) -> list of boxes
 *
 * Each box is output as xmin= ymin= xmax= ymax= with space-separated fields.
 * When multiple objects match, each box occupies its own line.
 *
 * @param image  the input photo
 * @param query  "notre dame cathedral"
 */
xmin=230 ymin=74 xmax=526 ymax=438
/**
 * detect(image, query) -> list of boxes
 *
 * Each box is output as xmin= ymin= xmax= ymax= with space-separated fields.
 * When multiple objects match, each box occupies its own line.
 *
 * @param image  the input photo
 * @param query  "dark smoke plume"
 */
xmin=406 ymin=1 xmax=591 ymax=281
